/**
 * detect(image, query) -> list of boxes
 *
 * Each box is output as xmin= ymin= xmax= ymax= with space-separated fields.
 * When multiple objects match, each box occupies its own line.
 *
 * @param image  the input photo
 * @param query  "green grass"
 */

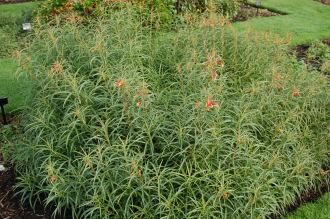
xmin=0 ymin=1 xmax=38 ymax=18
xmin=285 ymin=193 xmax=330 ymax=219
xmin=235 ymin=0 xmax=330 ymax=45
xmin=0 ymin=2 xmax=38 ymax=112
xmin=0 ymin=58 xmax=32 ymax=112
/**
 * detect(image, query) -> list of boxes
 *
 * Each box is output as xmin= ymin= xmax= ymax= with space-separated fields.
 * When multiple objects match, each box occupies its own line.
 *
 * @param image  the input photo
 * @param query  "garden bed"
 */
xmin=0 ymin=158 xmax=47 ymax=219
xmin=233 ymin=3 xmax=281 ymax=22
xmin=319 ymin=0 xmax=330 ymax=5
xmin=0 ymin=0 xmax=35 ymax=5
xmin=294 ymin=39 xmax=330 ymax=73
xmin=270 ymin=175 xmax=330 ymax=219
xmin=0 ymin=116 xmax=44 ymax=218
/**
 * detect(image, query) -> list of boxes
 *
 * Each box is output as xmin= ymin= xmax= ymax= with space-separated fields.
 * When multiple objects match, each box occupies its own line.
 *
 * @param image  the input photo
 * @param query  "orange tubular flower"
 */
xmin=50 ymin=175 xmax=57 ymax=183
xmin=114 ymin=79 xmax=125 ymax=87
xmin=205 ymin=97 xmax=219 ymax=109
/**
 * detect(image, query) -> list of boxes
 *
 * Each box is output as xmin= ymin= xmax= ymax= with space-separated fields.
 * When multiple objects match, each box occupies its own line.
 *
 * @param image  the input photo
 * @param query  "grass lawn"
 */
xmin=236 ymin=0 xmax=330 ymax=45
xmin=0 ymin=58 xmax=32 ymax=112
xmin=0 ymin=1 xmax=38 ymax=19
xmin=0 ymin=2 xmax=38 ymax=112
xmin=285 ymin=193 xmax=330 ymax=219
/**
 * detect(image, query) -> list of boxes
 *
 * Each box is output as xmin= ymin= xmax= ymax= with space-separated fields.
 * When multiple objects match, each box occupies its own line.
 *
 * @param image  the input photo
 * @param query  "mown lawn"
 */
xmin=0 ymin=58 xmax=32 ymax=112
xmin=0 ymin=2 xmax=38 ymax=112
xmin=285 ymin=193 xmax=330 ymax=219
xmin=236 ymin=0 xmax=330 ymax=45
xmin=0 ymin=1 xmax=38 ymax=18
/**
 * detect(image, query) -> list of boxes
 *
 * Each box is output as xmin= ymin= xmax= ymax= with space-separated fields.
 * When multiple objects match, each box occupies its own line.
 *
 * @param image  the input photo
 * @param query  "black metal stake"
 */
xmin=0 ymin=98 xmax=8 ymax=125
xmin=256 ymin=0 xmax=261 ymax=16
xmin=1 ymin=104 xmax=7 ymax=125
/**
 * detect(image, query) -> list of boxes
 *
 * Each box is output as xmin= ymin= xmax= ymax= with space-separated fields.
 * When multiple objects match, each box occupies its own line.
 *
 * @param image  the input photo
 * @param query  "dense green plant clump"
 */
xmin=306 ymin=41 xmax=330 ymax=75
xmin=39 ymin=0 xmax=243 ymax=27
xmin=9 ymin=11 xmax=329 ymax=219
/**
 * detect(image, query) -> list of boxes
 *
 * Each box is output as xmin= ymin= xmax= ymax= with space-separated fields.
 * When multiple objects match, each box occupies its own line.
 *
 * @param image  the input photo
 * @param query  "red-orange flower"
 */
xmin=205 ymin=98 xmax=219 ymax=109
xmin=50 ymin=175 xmax=57 ymax=183
xmin=50 ymin=61 xmax=63 ymax=74
xmin=114 ymin=79 xmax=125 ymax=87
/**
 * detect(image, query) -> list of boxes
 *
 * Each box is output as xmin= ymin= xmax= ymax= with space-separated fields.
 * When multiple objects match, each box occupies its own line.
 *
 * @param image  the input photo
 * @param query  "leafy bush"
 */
xmin=321 ymin=60 xmax=330 ymax=75
xmin=10 ymin=11 xmax=330 ymax=219
xmin=39 ymin=0 xmax=243 ymax=27
xmin=307 ymin=41 xmax=330 ymax=64
xmin=306 ymin=41 xmax=330 ymax=75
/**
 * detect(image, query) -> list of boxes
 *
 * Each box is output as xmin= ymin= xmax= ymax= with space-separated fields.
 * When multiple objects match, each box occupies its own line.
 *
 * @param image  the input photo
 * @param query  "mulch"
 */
xmin=0 ymin=115 xmax=48 ymax=219
xmin=0 ymin=115 xmax=72 ymax=219
xmin=0 ymin=162 xmax=49 ymax=219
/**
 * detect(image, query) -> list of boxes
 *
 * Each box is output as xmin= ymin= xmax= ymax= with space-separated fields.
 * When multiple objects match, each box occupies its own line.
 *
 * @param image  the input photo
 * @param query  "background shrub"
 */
xmin=9 ymin=11 xmax=330 ymax=219
xmin=306 ymin=41 xmax=330 ymax=75
xmin=39 ymin=0 xmax=243 ymax=27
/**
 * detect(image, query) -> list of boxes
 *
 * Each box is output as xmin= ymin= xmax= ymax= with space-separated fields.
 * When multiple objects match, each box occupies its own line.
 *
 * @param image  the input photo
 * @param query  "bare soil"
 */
xmin=0 ymin=161 xmax=50 ymax=219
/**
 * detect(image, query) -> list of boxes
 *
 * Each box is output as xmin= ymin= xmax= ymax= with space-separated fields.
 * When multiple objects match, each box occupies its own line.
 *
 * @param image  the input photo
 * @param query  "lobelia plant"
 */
xmin=8 ymin=9 xmax=330 ymax=219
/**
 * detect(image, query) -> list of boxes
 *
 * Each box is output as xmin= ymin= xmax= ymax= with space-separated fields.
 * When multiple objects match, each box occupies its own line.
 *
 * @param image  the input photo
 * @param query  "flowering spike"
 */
xmin=212 ymin=69 xmax=218 ymax=81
